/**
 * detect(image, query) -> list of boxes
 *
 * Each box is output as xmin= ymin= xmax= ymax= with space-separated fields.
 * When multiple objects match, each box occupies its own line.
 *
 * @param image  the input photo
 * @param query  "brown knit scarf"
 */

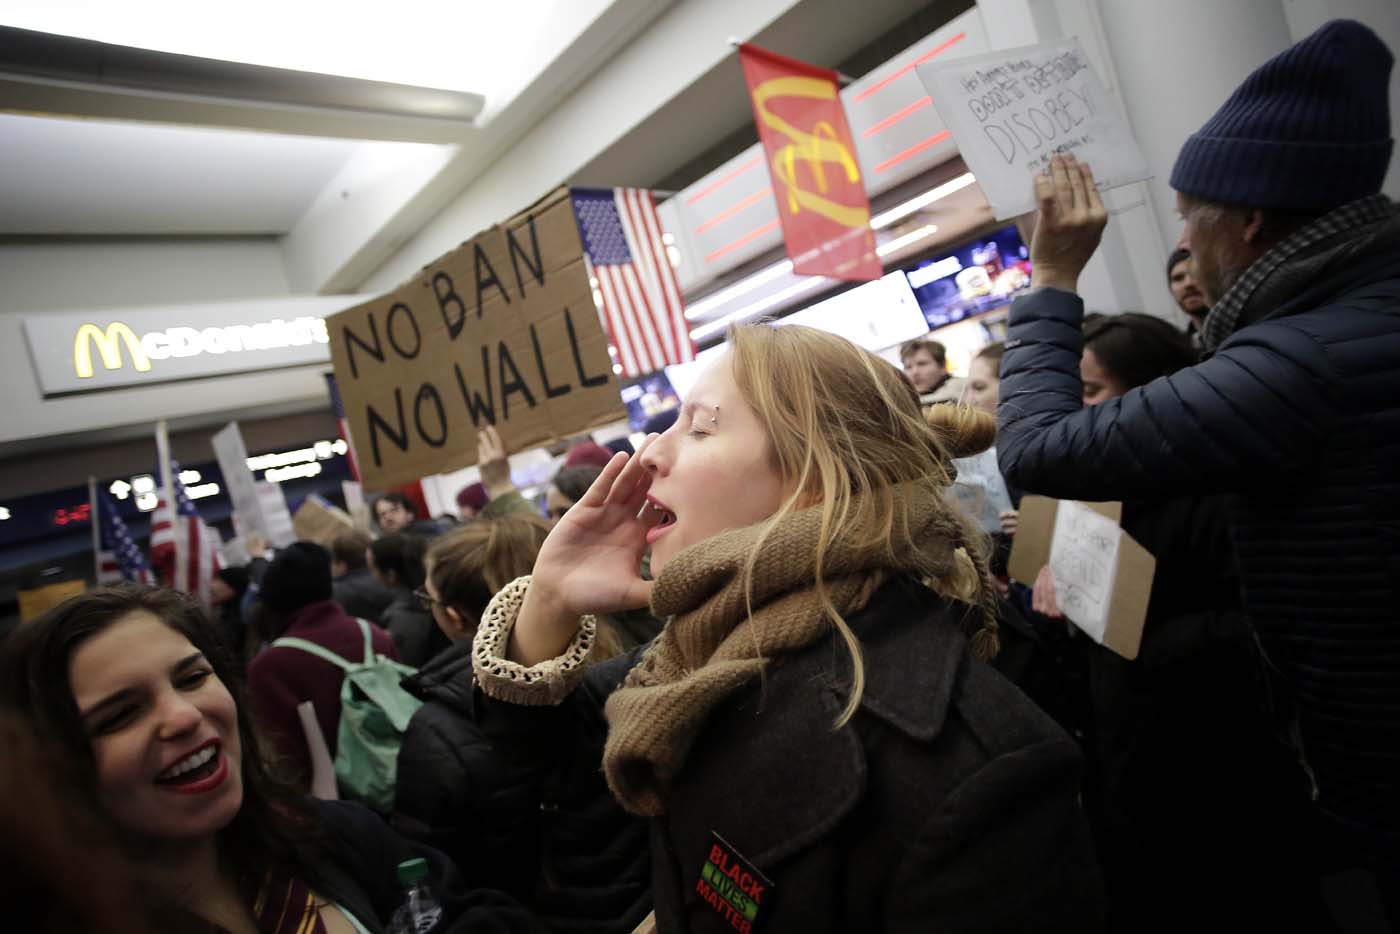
xmin=601 ymin=479 xmax=975 ymax=816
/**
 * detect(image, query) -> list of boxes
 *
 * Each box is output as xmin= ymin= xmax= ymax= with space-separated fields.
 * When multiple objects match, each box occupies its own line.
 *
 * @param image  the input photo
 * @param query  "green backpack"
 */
xmin=272 ymin=619 xmax=422 ymax=812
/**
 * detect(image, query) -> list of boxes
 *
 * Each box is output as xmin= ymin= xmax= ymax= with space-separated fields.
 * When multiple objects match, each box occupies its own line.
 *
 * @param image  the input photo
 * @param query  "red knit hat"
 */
xmin=456 ymin=483 xmax=488 ymax=513
xmin=564 ymin=442 xmax=614 ymax=469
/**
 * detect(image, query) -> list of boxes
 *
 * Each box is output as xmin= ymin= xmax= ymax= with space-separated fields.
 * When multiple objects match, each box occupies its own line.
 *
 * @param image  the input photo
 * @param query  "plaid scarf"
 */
xmin=1201 ymin=195 xmax=1398 ymax=351
xmin=252 ymin=873 xmax=329 ymax=934
xmin=194 ymin=873 xmax=328 ymax=934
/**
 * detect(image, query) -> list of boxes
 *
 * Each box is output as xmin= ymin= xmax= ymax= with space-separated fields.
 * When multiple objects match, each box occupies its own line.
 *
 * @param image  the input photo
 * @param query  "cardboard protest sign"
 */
xmin=292 ymin=494 xmax=355 ymax=546
xmin=917 ymin=37 xmax=1149 ymax=219
xmin=950 ymin=447 xmax=1015 ymax=533
xmin=1007 ymin=496 xmax=1154 ymax=660
xmin=18 ymin=579 xmax=86 ymax=623
xmin=327 ymin=187 xmax=625 ymax=491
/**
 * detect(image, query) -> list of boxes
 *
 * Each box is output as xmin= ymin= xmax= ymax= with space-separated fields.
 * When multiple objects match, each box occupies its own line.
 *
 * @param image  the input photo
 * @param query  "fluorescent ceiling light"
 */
xmin=0 ymin=1 xmax=608 ymax=113
xmin=689 ymin=277 xmax=831 ymax=343
xmin=871 ymin=172 xmax=976 ymax=230
xmin=684 ymin=176 xmax=973 ymax=323
xmin=877 ymin=224 xmax=940 ymax=257
xmin=689 ymin=223 xmax=944 ymax=343
xmin=684 ymin=259 xmax=794 ymax=321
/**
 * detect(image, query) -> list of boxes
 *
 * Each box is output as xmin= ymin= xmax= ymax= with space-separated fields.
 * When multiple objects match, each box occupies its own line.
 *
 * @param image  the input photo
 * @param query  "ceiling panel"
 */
xmin=0 ymin=114 xmax=372 ymax=235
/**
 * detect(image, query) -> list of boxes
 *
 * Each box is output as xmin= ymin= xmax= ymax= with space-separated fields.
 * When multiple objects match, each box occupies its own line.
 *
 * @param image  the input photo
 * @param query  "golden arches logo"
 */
xmin=74 ymin=322 xmax=151 ymax=378
xmin=751 ymin=76 xmax=869 ymax=228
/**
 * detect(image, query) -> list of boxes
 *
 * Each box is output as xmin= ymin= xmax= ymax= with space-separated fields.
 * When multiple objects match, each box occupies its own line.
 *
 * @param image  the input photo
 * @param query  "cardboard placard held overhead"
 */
xmin=327 ymin=187 xmax=625 ymax=491
xmin=916 ymin=37 xmax=1149 ymax=219
xmin=1007 ymin=496 xmax=1155 ymax=660
xmin=292 ymin=495 xmax=355 ymax=546
xmin=18 ymin=579 xmax=86 ymax=623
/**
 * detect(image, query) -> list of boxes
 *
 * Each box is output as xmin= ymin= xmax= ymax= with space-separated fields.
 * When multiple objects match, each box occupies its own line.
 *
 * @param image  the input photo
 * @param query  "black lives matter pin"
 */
xmin=695 ymin=831 xmax=773 ymax=933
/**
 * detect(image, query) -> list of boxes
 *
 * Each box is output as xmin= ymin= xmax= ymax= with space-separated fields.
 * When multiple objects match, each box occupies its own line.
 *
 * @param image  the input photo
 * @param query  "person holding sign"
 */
xmin=997 ymin=19 xmax=1400 ymax=913
xmin=1021 ymin=312 xmax=1327 ymax=930
xmin=468 ymin=323 xmax=1105 ymax=932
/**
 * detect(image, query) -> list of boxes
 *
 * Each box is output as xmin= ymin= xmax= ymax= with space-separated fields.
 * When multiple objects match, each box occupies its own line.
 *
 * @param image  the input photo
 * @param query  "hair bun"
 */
xmin=925 ymin=404 xmax=997 ymax=459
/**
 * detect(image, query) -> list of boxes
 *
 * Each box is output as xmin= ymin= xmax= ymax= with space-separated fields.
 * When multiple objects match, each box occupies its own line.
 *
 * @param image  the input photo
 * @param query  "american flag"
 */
xmin=150 ymin=458 xmax=221 ymax=604
xmin=94 ymin=488 xmax=154 ymax=585
xmin=325 ymin=372 xmax=361 ymax=482
xmin=571 ymin=188 xmax=694 ymax=378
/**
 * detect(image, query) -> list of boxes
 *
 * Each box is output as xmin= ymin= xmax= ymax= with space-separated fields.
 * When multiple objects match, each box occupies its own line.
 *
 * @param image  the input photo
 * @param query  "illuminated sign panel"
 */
xmin=22 ymin=296 xmax=372 ymax=396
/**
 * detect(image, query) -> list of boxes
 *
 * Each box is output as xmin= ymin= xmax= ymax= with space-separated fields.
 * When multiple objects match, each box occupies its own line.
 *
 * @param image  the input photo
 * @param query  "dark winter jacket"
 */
xmin=1087 ymin=495 xmax=1330 ymax=930
xmin=310 ymin=799 xmax=536 ymax=934
xmin=393 ymin=642 xmax=544 ymax=896
xmin=394 ymin=641 xmax=653 ymax=933
xmin=381 ymin=588 xmax=448 ymax=669
xmin=478 ymin=576 xmax=1106 ymax=933
xmin=246 ymin=600 xmax=398 ymax=787
xmin=334 ymin=566 xmax=397 ymax=623
xmin=996 ymin=244 xmax=1400 ymax=850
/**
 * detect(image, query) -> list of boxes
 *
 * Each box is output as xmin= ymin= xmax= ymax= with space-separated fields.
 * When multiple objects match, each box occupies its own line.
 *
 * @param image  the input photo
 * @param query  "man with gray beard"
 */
xmin=995 ymin=19 xmax=1400 ymax=921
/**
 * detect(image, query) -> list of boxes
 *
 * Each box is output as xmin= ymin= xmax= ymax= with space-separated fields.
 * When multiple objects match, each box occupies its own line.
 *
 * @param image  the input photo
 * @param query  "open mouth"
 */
xmin=644 ymin=497 xmax=677 ymax=545
xmin=155 ymin=741 xmax=221 ymax=787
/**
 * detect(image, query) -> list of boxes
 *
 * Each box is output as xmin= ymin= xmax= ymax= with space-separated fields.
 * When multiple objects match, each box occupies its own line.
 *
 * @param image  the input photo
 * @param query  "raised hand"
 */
xmin=510 ymin=436 xmax=659 ymax=664
xmin=476 ymin=424 xmax=514 ymax=498
xmin=998 ymin=509 xmax=1020 ymax=536
xmin=1029 ymin=153 xmax=1108 ymax=293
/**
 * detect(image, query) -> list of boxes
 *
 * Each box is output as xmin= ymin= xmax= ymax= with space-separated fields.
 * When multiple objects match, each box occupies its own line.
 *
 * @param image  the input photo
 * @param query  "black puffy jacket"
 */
xmin=308 ymin=799 xmax=535 ymax=934
xmin=381 ymin=589 xmax=449 ymax=669
xmin=394 ymin=642 xmax=652 ymax=933
xmin=997 ymin=240 xmax=1400 ymax=849
xmin=333 ymin=566 xmax=397 ymax=623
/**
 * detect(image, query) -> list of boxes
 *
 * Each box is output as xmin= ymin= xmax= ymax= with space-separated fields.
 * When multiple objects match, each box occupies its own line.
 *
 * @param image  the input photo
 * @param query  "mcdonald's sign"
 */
xmin=21 ymin=297 xmax=369 ymax=397
xmin=739 ymin=43 xmax=882 ymax=282
xmin=73 ymin=322 xmax=152 ymax=378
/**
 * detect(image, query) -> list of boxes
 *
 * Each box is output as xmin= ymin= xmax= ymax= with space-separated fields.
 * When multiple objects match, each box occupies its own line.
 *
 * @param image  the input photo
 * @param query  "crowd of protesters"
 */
xmin=1 ymin=19 xmax=1396 ymax=934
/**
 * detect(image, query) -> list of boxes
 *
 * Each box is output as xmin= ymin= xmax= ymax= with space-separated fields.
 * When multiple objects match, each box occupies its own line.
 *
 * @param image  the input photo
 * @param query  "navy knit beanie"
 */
xmin=1170 ymin=19 xmax=1394 ymax=213
xmin=260 ymin=541 xmax=333 ymax=613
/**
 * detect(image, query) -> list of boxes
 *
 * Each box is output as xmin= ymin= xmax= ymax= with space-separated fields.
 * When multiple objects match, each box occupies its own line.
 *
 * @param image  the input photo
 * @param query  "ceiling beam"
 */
xmin=0 ymin=25 xmax=483 ymax=143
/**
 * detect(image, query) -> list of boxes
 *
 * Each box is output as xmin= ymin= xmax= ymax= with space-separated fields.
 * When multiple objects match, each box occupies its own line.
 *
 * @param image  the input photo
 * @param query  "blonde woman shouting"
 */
xmin=472 ymin=324 xmax=1105 ymax=933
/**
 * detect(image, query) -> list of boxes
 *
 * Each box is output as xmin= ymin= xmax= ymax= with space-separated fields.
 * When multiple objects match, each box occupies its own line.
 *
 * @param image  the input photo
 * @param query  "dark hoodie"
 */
xmin=393 ymin=641 xmax=652 ymax=933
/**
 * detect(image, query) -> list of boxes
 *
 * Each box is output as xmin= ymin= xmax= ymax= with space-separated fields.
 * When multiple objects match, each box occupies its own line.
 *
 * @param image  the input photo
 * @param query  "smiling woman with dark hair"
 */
xmin=0 ymin=584 xmax=531 ymax=933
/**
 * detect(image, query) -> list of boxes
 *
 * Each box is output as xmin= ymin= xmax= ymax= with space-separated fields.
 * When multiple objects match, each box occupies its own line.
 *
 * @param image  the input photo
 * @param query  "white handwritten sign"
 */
xmin=1047 ymin=499 xmax=1122 ymax=642
xmin=211 ymin=423 xmax=291 ymax=547
xmin=950 ymin=447 xmax=1015 ymax=533
xmin=917 ymin=37 xmax=1149 ymax=219
xmin=255 ymin=481 xmax=296 ymax=547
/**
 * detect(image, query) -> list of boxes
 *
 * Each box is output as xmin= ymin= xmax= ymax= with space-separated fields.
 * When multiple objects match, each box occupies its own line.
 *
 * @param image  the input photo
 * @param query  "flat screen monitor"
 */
xmin=620 ymin=372 xmax=682 ymax=432
xmin=904 ymin=224 xmax=1032 ymax=330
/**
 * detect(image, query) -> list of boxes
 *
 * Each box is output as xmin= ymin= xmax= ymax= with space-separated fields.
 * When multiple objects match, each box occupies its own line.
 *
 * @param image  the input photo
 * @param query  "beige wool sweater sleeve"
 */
xmin=471 ymin=575 xmax=599 ymax=706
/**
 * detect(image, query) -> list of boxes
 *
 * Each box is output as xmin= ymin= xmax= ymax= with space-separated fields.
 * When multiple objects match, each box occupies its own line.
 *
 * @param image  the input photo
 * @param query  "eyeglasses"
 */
xmin=413 ymin=587 xmax=442 ymax=611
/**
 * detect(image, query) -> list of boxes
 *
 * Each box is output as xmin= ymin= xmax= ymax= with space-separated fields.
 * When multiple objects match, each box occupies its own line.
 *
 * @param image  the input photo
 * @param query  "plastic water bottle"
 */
xmin=386 ymin=858 xmax=443 ymax=934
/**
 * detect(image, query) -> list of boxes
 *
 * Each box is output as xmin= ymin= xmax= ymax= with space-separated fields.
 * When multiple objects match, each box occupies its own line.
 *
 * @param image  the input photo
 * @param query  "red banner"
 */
xmin=738 ymin=43 xmax=881 ymax=282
